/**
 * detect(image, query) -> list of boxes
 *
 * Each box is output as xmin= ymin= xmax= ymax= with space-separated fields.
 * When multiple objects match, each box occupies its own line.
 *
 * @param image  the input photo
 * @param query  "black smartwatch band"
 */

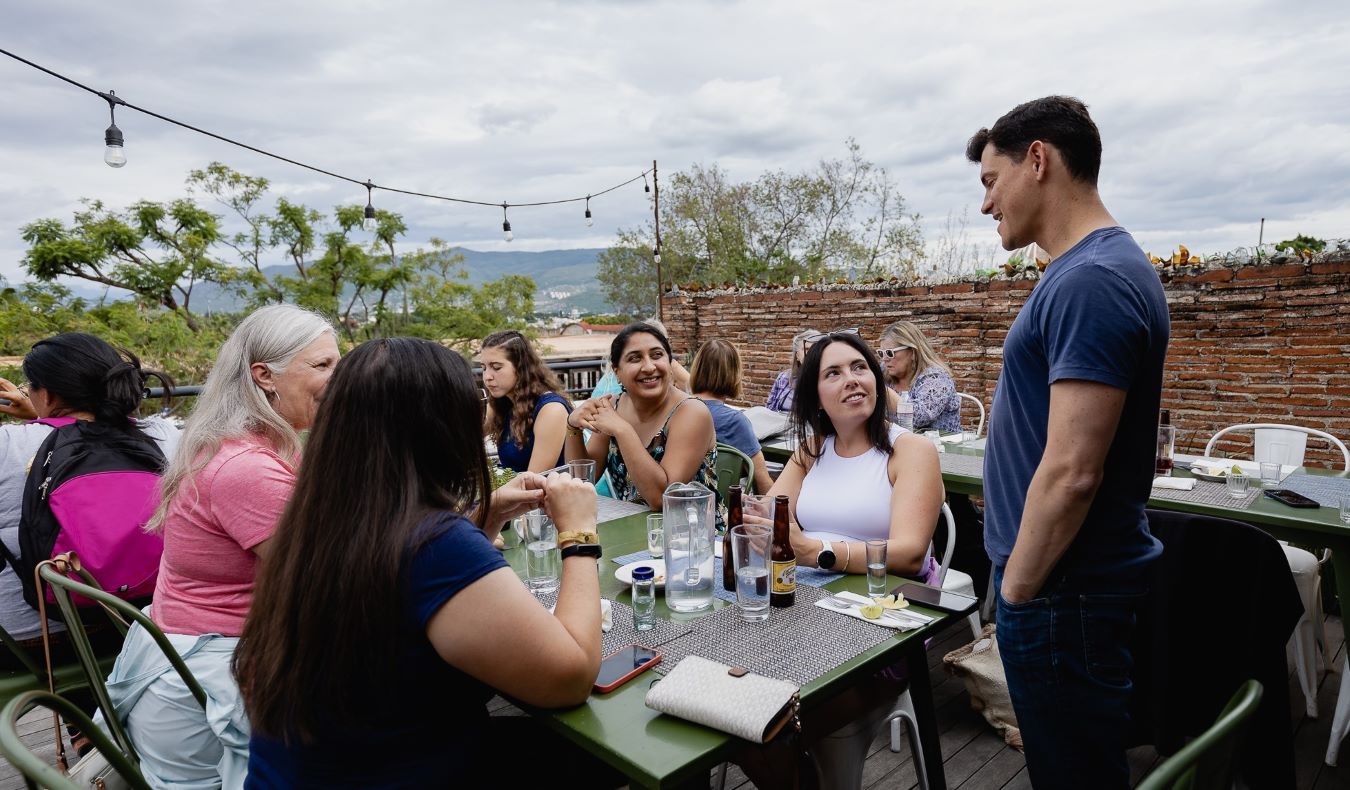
xmin=561 ymin=543 xmax=603 ymax=561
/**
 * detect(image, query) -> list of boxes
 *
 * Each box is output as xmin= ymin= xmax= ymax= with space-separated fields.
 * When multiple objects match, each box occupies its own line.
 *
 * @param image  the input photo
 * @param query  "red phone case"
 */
xmin=593 ymin=645 xmax=662 ymax=693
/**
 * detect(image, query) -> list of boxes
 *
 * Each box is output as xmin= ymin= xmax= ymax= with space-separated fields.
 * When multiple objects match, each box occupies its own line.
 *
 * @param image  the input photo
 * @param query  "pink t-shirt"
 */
xmin=152 ymin=436 xmax=295 ymax=636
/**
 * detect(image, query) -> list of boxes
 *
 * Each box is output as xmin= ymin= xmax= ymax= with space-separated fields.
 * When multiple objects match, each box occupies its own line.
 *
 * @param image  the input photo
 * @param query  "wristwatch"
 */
xmin=561 ymin=543 xmax=602 ymax=560
xmin=816 ymin=539 xmax=837 ymax=570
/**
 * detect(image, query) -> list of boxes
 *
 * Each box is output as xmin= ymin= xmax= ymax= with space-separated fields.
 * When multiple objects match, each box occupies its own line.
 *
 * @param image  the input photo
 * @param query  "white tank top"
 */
xmin=795 ymin=424 xmax=906 ymax=544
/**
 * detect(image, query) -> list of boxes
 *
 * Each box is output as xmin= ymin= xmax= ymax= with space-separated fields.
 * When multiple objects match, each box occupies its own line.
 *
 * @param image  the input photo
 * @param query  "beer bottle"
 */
xmin=723 ymin=485 xmax=742 ymax=592
xmin=770 ymin=494 xmax=796 ymax=607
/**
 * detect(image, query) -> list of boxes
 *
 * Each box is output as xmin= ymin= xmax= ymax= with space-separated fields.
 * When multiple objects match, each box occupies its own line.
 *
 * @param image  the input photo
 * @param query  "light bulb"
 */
xmin=104 ymin=123 xmax=125 ymax=168
xmin=585 ymin=208 xmax=593 ymax=227
xmin=653 ymin=247 xmax=662 ymax=264
xmin=503 ymin=219 xmax=513 ymax=242
xmin=363 ymin=203 xmax=377 ymax=232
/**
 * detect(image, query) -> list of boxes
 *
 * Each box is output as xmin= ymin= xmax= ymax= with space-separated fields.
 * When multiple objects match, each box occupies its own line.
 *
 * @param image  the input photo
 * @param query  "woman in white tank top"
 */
xmin=766 ymin=331 xmax=944 ymax=582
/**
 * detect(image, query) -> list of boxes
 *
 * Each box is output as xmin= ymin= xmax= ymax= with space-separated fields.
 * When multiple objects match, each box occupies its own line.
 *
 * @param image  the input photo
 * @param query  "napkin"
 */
xmin=811 ymin=590 xmax=934 ymax=631
xmin=1152 ymin=477 xmax=1195 ymax=491
xmin=550 ymin=598 xmax=614 ymax=632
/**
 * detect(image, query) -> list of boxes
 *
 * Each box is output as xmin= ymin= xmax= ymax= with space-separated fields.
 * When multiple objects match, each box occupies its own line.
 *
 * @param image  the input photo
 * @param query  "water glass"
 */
xmin=1259 ymin=461 xmax=1281 ymax=487
xmin=631 ymin=566 xmax=657 ymax=631
xmin=567 ymin=459 xmax=596 ymax=484
xmin=646 ymin=514 xmax=664 ymax=558
xmin=522 ymin=511 xmax=559 ymax=594
xmin=741 ymin=493 xmax=772 ymax=524
xmin=865 ymin=539 xmax=889 ymax=598
xmin=1340 ymin=496 xmax=1350 ymax=526
xmin=730 ymin=525 xmax=771 ymax=622
xmin=1226 ymin=472 xmax=1251 ymax=499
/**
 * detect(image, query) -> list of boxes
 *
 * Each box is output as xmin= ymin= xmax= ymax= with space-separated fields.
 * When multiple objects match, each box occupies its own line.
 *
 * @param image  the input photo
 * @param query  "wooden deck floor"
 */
xmin=4 ymin=614 xmax=1348 ymax=788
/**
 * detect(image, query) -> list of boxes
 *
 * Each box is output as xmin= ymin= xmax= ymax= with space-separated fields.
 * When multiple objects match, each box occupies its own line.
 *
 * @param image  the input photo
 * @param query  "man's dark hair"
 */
xmin=965 ymin=96 xmax=1102 ymax=185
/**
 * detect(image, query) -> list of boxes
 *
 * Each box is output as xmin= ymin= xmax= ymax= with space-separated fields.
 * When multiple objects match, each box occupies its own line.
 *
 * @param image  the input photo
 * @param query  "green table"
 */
xmin=502 ymin=510 xmax=968 ymax=789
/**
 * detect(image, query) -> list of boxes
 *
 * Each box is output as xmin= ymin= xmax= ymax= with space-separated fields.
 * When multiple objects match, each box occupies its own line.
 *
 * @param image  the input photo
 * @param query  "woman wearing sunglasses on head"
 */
xmin=877 ymin=321 xmax=961 ymax=434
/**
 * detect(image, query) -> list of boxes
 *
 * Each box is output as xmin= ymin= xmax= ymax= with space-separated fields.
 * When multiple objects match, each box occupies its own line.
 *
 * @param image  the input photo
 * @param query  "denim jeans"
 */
xmin=994 ymin=566 xmax=1147 ymax=790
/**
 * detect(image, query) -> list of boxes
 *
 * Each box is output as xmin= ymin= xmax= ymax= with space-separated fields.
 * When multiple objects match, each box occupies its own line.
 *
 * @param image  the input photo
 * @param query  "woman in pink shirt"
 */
xmin=102 ymin=304 xmax=338 ymax=790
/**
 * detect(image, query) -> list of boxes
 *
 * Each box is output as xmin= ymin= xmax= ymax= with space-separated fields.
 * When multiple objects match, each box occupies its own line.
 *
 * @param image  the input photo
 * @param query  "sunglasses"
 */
xmin=874 ymin=346 xmax=912 ymax=360
xmin=801 ymin=327 xmax=860 ymax=344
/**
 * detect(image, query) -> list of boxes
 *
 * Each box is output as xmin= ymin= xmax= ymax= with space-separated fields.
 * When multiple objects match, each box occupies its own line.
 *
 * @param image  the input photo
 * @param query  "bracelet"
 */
xmin=557 ymin=531 xmax=599 ymax=546
xmin=567 ymin=426 xmax=583 ymax=437
xmin=560 ymin=543 xmax=602 ymax=561
xmin=842 ymin=542 xmax=852 ymax=573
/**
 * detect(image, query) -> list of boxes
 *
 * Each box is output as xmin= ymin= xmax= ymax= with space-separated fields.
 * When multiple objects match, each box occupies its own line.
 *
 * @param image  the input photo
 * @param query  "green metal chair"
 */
xmin=1135 ymin=679 xmax=1264 ymax=790
xmin=37 ymin=559 xmax=206 ymax=766
xmin=0 ymin=689 xmax=149 ymax=790
xmin=714 ymin=442 xmax=756 ymax=498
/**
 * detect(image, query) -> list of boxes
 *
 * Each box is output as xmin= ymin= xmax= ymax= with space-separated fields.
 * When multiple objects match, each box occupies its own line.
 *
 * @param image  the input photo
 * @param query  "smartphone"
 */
xmin=593 ymin=644 xmax=662 ymax=694
xmin=894 ymin=582 xmax=979 ymax=614
xmin=1263 ymin=489 xmax=1321 ymax=509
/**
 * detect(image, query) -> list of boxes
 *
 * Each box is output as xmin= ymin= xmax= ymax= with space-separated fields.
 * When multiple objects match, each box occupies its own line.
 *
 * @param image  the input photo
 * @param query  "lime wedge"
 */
xmin=859 ymin=603 xmax=884 ymax=620
xmin=874 ymin=593 xmax=910 ymax=610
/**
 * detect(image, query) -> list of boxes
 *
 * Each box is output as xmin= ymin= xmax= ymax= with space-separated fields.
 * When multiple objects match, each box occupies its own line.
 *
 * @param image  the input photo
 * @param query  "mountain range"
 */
xmin=54 ymin=247 xmax=614 ymax=316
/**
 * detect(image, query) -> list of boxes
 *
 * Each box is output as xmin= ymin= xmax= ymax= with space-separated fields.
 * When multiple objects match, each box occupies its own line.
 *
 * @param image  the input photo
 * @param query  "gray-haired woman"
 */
xmin=878 ymin=320 xmax=961 ymax=434
xmin=765 ymin=330 xmax=815 ymax=413
xmin=104 ymin=304 xmax=338 ymax=790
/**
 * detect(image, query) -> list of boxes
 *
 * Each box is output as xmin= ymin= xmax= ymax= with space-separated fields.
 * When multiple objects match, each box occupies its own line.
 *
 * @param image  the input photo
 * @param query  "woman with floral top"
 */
xmin=877 ymin=321 xmax=962 ymax=434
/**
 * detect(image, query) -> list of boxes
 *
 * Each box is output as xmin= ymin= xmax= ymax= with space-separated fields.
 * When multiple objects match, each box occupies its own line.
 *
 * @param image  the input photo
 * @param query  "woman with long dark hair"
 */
xmin=236 ymin=338 xmax=609 ymax=787
xmin=478 ymin=330 xmax=573 ymax=473
xmin=767 ymin=330 xmax=943 ymax=581
xmin=0 ymin=333 xmax=178 ymax=661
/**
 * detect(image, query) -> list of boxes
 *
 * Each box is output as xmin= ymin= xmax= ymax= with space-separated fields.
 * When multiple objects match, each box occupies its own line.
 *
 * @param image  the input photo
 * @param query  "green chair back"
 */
xmin=1135 ymin=679 xmax=1264 ymax=790
xmin=714 ymin=443 xmax=756 ymax=498
xmin=0 ymin=689 xmax=149 ymax=790
xmin=38 ymin=560 xmax=207 ymax=764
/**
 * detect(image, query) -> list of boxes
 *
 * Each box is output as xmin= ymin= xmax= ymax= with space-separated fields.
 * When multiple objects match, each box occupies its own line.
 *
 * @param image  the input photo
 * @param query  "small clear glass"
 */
xmin=1259 ymin=461 xmax=1281 ymax=487
xmin=646 ymin=514 xmax=664 ymax=558
xmin=631 ymin=566 xmax=656 ymax=631
xmin=1226 ymin=472 xmax=1251 ymax=499
xmin=865 ymin=539 xmax=889 ymax=598
xmin=522 ymin=511 xmax=559 ymax=594
xmin=730 ymin=525 xmax=771 ymax=622
xmin=1340 ymin=496 xmax=1350 ymax=526
xmin=567 ymin=459 xmax=596 ymax=484
xmin=1155 ymin=424 xmax=1176 ymax=477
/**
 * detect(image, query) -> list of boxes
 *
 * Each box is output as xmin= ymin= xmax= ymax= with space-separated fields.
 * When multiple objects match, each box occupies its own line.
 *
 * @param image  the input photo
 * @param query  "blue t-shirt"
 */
xmin=698 ymin=398 xmax=762 ymax=460
xmin=496 ymin=392 xmax=571 ymax=473
xmin=983 ymin=227 xmax=1168 ymax=583
xmin=245 ymin=514 xmax=509 ymax=788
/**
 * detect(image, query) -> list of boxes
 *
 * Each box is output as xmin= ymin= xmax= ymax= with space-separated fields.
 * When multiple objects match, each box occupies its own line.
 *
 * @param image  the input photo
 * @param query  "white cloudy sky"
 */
xmin=2 ymin=0 xmax=1348 ymax=284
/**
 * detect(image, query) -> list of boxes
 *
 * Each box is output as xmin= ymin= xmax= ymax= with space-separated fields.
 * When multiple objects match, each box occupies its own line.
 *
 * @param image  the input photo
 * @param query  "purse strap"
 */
xmin=37 ymin=553 xmax=75 ymax=773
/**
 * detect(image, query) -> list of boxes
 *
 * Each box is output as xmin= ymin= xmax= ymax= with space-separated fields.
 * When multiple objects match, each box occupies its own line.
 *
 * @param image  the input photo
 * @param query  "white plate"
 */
xmin=1189 ymin=464 xmax=1234 ymax=483
xmin=615 ymin=559 xmax=666 ymax=588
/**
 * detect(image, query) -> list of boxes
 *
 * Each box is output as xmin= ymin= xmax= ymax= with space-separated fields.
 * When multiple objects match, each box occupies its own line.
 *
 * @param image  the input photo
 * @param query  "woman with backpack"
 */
xmin=0 ymin=334 xmax=179 ymax=668
xmin=101 ymin=304 xmax=338 ymax=790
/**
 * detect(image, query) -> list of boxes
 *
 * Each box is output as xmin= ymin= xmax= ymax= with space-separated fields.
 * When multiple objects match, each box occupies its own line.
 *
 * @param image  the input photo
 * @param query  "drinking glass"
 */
xmin=1226 ymin=472 xmax=1251 ymax=499
xmin=741 ymin=493 xmax=772 ymax=524
xmin=730 ymin=525 xmax=771 ymax=622
xmin=567 ymin=459 xmax=596 ymax=484
xmin=646 ymin=514 xmax=664 ymax=558
xmin=1259 ymin=461 xmax=1281 ymax=487
xmin=865 ymin=539 xmax=889 ymax=598
xmin=1340 ymin=496 xmax=1350 ymax=526
xmin=522 ymin=511 xmax=559 ymax=594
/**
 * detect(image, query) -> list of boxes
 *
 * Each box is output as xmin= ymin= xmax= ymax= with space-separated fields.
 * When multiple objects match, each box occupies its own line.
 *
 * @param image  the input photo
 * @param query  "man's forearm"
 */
xmin=1002 ymin=464 xmax=1101 ymax=601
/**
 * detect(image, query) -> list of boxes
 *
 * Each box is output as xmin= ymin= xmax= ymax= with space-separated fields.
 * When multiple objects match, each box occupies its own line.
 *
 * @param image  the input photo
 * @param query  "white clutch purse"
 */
xmin=644 ymin=656 xmax=799 ymax=743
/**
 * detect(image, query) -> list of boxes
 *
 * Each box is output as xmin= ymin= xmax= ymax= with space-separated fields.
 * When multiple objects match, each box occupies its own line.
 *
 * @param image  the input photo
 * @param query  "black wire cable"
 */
xmin=0 ymin=47 xmax=651 ymax=210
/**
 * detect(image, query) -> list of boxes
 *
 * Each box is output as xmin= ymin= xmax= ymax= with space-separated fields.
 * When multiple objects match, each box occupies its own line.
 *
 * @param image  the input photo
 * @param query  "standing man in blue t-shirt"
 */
xmin=966 ymin=96 xmax=1169 ymax=788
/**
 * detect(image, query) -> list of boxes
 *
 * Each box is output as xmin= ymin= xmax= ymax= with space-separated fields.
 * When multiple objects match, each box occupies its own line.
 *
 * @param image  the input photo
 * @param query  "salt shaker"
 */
xmin=631 ymin=565 xmax=656 ymax=632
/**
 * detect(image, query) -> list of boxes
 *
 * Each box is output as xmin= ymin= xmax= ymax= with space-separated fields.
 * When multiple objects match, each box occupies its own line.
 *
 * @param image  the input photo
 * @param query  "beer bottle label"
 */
xmin=771 ymin=560 xmax=797 ymax=594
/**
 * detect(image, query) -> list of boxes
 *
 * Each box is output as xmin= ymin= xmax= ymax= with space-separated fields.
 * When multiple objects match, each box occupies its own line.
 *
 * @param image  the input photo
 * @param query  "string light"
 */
xmin=362 ymin=181 xmax=377 ymax=232
xmin=501 ymin=203 xmax=513 ymax=242
xmin=584 ymin=195 xmax=593 ymax=227
xmin=0 ymin=48 xmax=653 ymax=241
xmin=653 ymin=246 xmax=662 ymax=264
xmin=102 ymin=90 xmax=125 ymax=168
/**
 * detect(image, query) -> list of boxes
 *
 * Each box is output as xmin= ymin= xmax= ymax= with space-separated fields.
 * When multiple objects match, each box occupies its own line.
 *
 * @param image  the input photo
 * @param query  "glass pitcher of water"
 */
xmin=662 ymin=480 xmax=715 ymax=612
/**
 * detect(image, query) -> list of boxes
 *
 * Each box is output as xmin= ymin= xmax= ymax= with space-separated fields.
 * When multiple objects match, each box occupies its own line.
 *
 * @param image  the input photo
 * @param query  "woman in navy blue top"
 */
xmin=689 ymin=339 xmax=774 ymax=493
xmin=478 ymin=330 xmax=573 ymax=473
xmin=235 ymin=338 xmax=615 ymax=788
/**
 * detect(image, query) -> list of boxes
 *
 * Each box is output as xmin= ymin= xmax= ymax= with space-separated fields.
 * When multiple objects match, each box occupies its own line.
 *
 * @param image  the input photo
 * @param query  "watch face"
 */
xmin=818 ymin=549 xmax=836 ymax=570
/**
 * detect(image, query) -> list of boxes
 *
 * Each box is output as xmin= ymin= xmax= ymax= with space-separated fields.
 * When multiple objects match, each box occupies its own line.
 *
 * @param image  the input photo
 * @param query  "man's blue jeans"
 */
xmin=994 ymin=566 xmax=1147 ymax=790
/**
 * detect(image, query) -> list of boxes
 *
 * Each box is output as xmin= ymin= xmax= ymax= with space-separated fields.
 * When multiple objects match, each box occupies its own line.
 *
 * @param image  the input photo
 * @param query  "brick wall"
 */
xmin=661 ymin=254 xmax=1350 ymax=468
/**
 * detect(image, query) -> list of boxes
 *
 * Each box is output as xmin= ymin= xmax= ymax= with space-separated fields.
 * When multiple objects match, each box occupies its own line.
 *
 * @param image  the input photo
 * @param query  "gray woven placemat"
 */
xmin=1150 ymin=479 xmax=1261 ymax=509
xmin=611 ymin=549 xmax=845 ymax=604
xmin=649 ymin=587 xmax=898 ymax=687
xmin=1271 ymin=473 xmax=1350 ymax=509
xmin=533 ymin=591 xmax=693 ymax=652
xmin=939 ymin=453 xmax=985 ymax=478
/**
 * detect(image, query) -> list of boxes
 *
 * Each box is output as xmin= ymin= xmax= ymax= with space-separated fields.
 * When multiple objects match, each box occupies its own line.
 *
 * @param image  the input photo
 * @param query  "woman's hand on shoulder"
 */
xmin=488 ymin=472 xmax=546 ymax=529
xmin=543 ymin=472 xmax=597 ymax=534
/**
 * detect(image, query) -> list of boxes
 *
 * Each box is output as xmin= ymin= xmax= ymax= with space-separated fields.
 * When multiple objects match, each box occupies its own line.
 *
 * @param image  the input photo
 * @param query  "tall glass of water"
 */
xmin=730 ymin=525 xmax=771 ymax=622
xmin=865 ymin=539 xmax=889 ymax=598
xmin=523 ymin=511 xmax=559 ymax=594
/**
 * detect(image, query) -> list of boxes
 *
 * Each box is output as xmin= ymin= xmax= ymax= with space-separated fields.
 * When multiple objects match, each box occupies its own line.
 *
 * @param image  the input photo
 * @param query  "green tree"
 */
xmin=597 ymin=140 xmax=924 ymax=315
xmin=1275 ymin=234 xmax=1327 ymax=256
